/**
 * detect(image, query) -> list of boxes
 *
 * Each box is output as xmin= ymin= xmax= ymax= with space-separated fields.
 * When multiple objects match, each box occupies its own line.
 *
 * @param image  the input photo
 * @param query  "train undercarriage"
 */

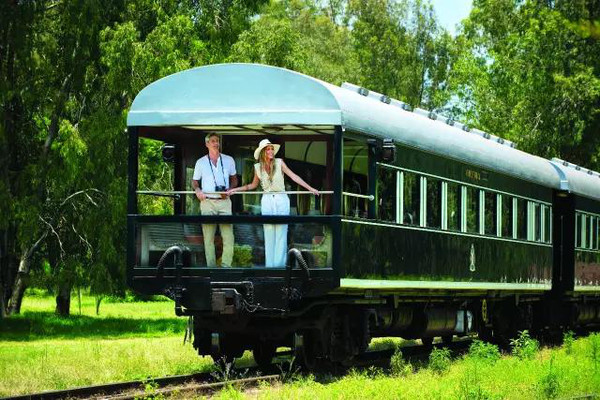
xmin=189 ymin=290 xmax=600 ymax=368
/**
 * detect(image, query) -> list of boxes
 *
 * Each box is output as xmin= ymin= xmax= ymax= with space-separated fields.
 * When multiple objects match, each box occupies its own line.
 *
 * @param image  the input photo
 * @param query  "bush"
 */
xmin=538 ymin=356 xmax=560 ymax=399
xmin=468 ymin=340 xmax=501 ymax=364
xmin=510 ymin=330 xmax=539 ymax=360
xmin=563 ymin=331 xmax=575 ymax=355
xmin=589 ymin=333 xmax=600 ymax=373
xmin=390 ymin=347 xmax=412 ymax=377
xmin=429 ymin=347 xmax=452 ymax=374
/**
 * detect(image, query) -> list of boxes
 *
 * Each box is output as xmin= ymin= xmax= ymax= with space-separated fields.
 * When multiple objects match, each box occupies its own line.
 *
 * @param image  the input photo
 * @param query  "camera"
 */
xmin=214 ymin=185 xmax=227 ymax=192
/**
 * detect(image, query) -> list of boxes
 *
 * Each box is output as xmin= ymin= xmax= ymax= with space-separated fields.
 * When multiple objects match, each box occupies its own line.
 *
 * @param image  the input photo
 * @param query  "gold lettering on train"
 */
xmin=465 ymin=169 xmax=481 ymax=181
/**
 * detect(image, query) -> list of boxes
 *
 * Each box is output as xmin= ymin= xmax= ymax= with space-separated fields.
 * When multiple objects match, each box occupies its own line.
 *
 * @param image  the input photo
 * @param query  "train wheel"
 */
xmin=253 ymin=342 xmax=277 ymax=369
xmin=295 ymin=333 xmax=322 ymax=371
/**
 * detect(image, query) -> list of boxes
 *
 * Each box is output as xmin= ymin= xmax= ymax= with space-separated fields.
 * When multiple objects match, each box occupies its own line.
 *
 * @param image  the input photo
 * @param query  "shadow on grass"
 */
xmin=0 ymin=311 xmax=186 ymax=341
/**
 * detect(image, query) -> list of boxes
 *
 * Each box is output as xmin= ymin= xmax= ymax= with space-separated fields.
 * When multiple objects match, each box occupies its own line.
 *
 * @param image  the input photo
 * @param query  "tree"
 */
xmin=347 ymin=0 xmax=455 ymax=109
xmin=450 ymin=0 xmax=600 ymax=167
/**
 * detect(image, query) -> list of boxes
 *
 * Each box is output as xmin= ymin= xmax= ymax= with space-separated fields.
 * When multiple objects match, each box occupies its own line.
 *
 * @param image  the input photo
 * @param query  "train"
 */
xmin=126 ymin=63 xmax=600 ymax=368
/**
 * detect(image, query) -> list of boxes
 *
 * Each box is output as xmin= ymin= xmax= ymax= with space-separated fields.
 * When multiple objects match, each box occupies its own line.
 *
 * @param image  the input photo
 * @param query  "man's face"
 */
xmin=205 ymin=135 xmax=220 ymax=152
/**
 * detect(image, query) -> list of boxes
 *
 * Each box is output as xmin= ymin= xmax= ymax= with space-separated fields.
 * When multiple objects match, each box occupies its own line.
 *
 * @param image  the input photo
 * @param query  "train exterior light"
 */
xmin=126 ymin=63 xmax=600 ymax=368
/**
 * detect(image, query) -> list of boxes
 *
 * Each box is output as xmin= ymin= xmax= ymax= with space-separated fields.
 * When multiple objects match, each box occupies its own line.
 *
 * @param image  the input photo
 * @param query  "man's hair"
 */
xmin=205 ymin=132 xmax=219 ymax=143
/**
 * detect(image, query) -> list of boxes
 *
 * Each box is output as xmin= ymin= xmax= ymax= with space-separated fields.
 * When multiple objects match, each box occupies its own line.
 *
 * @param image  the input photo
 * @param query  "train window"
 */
xmin=597 ymin=217 xmax=600 ymax=250
xmin=447 ymin=182 xmax=461 ymax=231
xmin=581 ymin=214 xmax=589 ymax=249
xmin=403 ymin=172 xmax=420 ymax=226
xmin=466 ymin=187 xmax=480 ymax=234
xmin=343 ymin=138 xmax=368 ymax=218
xmin=516 ymin=198 xmax=527 ymax=240
xmin=591 ymin=216 xmax=598 ymax=250
xmin=426 ymin=177 xmax=442 ymax=228
xmin=575 ymin=213 xmax=582 ymax=248
xmin=484 ymin=191 xmax=497 ymax=236
xmin=377 ymin=167 xmax=396 ymax=222
xmin=541 ymin=205 xmax=551 ymax=243
xmin=501 ymin=195 xmax=513 ymax=238
xmin=533 ymin=203 xmax=541 ymax=242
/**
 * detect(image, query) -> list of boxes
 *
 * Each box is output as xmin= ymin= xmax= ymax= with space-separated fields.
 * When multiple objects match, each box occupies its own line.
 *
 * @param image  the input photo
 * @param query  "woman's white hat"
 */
xmin=254 ymin=139 xmax=280 ymax=160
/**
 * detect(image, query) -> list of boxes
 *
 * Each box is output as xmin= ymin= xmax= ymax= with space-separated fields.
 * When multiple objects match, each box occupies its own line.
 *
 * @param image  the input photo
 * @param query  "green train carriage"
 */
xmin=126 ymin=63 xmax=600 ymax=366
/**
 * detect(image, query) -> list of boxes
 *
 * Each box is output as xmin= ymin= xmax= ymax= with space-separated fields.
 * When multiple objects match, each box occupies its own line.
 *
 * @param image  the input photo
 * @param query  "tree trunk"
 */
xmin=95 ymin=295 xmax=103 ymax=316
xmin=7 ymin=255 xmax=29 ymax=315
xmin=55 ymin=282 xmax=71 ymax=316
xmin=0 ymin=230 xmax=6 ymax=318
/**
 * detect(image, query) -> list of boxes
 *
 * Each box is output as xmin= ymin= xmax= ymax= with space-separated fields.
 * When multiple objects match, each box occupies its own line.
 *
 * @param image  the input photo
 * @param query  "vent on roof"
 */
xmin=552 ymin=157 xmax=600 ymax=177
xmin=341 ymin=82 xmax=516 ymax=149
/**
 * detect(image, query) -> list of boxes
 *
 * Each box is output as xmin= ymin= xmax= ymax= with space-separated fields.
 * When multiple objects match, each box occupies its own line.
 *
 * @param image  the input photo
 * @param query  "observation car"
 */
xmin=127 ymin=63 xmax=600 ymax=367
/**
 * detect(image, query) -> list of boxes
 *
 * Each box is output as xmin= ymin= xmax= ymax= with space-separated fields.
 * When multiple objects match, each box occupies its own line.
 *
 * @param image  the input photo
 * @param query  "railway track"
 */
xmin=2 ymin=340 xmax=471 ymax=400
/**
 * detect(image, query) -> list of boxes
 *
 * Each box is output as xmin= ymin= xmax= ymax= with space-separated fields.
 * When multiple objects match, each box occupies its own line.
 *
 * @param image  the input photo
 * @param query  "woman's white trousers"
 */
xmin=261 ymin=193 xmax=290 ymax=267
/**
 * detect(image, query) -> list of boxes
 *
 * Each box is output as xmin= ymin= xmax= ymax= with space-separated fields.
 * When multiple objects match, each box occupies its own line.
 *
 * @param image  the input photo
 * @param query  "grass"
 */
xmin=222 ymin=335 xmax=600 ymax=399
xmin=4 ymin=291 xmax=600 ymax=399
xmin=0 ymin=290 xmax=209 ymax=396
xmin=0 ymin=290 xmax=186 ymax=341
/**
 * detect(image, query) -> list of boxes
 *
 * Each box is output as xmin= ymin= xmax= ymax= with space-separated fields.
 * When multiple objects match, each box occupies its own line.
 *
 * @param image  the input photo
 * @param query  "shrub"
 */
xmin=589 ymin=333 xmax=600 ymax=373
xmin=468 ymin=340 xmax=501 ymax=364
xmin=563 ymin=331 xmax=575 ymax=355
xmin=429 ymin=347 xmax=452 ymax=374
xmin=390 ymin=347 xmax=412 ymax=377
xmin=510 ymin=330 xmax=539 ymax=360
xmin=538 ymin=356 xmax=560 ymax=399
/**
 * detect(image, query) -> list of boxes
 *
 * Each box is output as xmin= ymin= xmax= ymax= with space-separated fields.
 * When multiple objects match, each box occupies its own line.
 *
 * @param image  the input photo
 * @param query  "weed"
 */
xmin=458 ymin=374 xmax=493 ymax=400
xmin=537 ymin=356 xmax=560 ymax=399
xmin=510 ymin=330 xmax=539 ymax=360
xmin=211 ymin=358 xmax=247 ymax=384
xmin=468 ymin=340 xmax=501 ymax=364
xmin=563 ymin=331 xmax=575 ymax=355
xmin=215 ymin=385 xmax=245 ymax=399
xmin=277 ymin=356 xmax=301 ymax=383
xmin=589 ymin=334 xmax=600 ymax=374
xmin=390 ymin=347 xmax=412 ymax=377
xmin=429 ymin=347 xmax=452 ymax=374
xmin=366 ymin=365 xmax=384 ymax=378
xmin=136 ymin=380 xmax=165 ymax=400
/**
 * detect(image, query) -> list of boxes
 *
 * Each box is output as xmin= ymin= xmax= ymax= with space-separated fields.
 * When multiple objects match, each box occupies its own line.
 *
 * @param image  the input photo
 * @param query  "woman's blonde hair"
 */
xmin=259 ymin=146 xmax=275 ymax=181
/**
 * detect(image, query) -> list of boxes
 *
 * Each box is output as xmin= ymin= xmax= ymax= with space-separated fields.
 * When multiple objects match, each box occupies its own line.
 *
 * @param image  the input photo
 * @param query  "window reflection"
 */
xmin=137 ymin=223 xmax=332 ymax=268
xmin=403 ymin=172 xmax=420 ymax=226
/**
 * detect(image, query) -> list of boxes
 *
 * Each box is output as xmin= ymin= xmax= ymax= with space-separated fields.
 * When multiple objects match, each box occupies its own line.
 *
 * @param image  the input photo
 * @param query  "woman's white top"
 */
xmin=255 ymin=158 xmax=285 ymax=192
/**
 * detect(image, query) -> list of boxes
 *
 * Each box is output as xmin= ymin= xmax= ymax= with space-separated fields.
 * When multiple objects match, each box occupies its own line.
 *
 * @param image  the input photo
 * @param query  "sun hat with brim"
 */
xmin=254 ymin=139 xmax=280 ymax=160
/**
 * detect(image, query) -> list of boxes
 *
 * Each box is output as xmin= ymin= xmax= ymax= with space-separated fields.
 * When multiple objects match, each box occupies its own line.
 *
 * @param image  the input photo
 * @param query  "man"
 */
xmin=192 ymin=133 xmax=238 ymax=267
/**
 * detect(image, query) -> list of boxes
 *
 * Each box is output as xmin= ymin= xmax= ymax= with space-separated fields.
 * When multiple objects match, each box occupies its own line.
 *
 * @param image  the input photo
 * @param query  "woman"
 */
xmin=228 ymin=139 xmax=319 ymax=267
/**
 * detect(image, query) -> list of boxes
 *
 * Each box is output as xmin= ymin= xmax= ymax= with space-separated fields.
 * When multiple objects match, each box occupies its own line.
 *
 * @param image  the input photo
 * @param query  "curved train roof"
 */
xmin=128 ymin=63 xmax=600 ymax=201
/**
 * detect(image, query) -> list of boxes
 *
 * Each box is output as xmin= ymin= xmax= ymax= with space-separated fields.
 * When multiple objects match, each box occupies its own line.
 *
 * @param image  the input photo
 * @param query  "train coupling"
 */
xmin=211 ymin=288 xmax=243 ymax=314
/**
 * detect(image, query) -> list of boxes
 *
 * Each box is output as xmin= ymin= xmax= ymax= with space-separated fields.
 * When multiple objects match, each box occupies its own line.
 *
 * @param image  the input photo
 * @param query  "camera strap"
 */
xmin=207 ymin=155 xmax=227 ymax=189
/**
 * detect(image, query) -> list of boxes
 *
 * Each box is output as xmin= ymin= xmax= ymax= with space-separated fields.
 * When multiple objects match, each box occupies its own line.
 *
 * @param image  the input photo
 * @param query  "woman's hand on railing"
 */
xmin=309 ymin=187 xmax=320 ymax=196
xmin=226 ymin=187 xmax=239 ymax=196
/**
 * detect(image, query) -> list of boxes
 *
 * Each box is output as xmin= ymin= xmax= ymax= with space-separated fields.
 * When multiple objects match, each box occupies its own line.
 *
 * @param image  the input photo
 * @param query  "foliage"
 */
xmin=589 ymin=333 xmax=600 ymax=373
xmin=429 ymin=347 xmax=452 ymax=374
xmin=389 ymin=346 xmax=412 ymax=376
xmin=510 ymin=330 xmax=539 ymax=360
xmin=450 ymin=0 xmax=600 ymax=168
xmin=468 ymin=340 xmax=501 ymax=364
xmin=563 ymin=331 xmax=575 ymax=355
xmin=537 ymin=356 xmax=561 ymax=400
xmin=233 ymin=245 xmax=254 ymax=267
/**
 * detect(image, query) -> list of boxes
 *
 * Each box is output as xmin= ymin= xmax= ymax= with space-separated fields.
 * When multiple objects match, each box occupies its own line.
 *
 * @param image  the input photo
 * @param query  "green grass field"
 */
xmin=0 ymin=290 xmax=217 ymax=396
xmin=3 ymin=291 xmax=600 ymax=399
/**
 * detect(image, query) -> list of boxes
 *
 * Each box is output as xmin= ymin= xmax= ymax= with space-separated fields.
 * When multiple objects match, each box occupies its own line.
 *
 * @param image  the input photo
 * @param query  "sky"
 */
xmin=431 ymin=0 xmax=473 ymax=35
